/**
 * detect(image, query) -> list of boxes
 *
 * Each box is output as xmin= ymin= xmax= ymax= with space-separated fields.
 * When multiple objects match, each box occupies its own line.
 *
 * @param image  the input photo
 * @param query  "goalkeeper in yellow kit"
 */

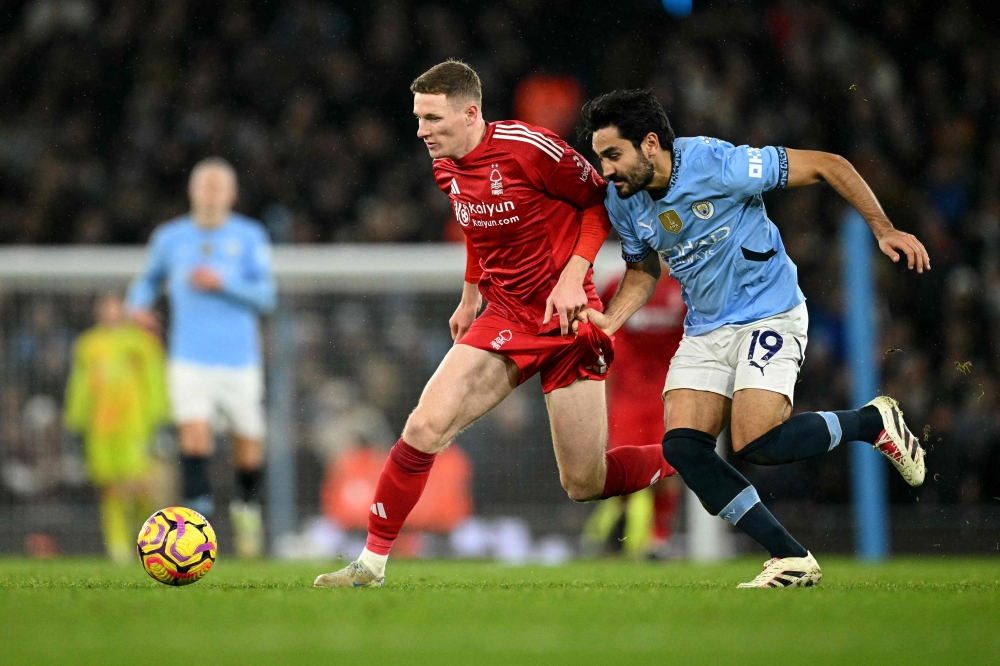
xmin=64 ymin=293 xmax=169 ymax=563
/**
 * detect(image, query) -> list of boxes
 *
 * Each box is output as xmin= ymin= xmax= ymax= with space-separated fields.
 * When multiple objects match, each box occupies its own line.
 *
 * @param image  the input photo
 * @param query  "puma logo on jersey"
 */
xmin=637 ymin=220 xmax=654 ymax=233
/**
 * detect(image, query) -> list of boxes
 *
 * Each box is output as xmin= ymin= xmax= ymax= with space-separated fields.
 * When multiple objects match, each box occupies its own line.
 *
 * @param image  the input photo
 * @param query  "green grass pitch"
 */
xmin=1 ymin=557 xmax=998 ymax=665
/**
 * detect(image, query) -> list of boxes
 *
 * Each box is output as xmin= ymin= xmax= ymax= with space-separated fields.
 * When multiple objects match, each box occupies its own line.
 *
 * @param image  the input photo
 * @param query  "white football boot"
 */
xmin=314 ymin=560 xmax=385 ymax=588
xmin=738 ymin=551 xmax=822 ymax=588
xmin=866 ymin=396 xmax=926 ymax=487
xmin=230 ymin=501 xmax=264 ymax=559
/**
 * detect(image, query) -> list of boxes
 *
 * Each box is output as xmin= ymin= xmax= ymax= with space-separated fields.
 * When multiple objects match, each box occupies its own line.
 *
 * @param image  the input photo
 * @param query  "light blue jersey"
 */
xmin=127 ymin=214 xmax=276 ymax=367
xmin=606 ymin=136 xmax=804 ymax=336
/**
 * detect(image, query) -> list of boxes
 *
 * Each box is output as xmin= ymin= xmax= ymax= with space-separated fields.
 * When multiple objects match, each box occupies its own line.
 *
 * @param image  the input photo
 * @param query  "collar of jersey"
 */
xmin=665 ymin=141 xmax=682 ymax=196
xmin=647 ymin=142 xmax=682 ymax=203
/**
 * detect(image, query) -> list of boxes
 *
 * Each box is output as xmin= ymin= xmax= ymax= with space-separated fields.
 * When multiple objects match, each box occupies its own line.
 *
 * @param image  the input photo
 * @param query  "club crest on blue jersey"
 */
xmin=692 ymin=201 xmax=714 ymax=219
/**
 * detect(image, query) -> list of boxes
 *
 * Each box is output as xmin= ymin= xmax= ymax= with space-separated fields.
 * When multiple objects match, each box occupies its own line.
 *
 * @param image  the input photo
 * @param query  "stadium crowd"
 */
xmin=1 ymin=0 xmax=999 ymax=551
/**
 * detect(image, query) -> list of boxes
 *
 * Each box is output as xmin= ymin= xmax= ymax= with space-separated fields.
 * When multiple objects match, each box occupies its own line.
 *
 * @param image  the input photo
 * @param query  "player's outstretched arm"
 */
xmin=450 ymin=280 xmax=482 ymax=342
xmin=577 ymin=252 xmax=661 ymax=337
xmin=785 ymin=148 xmax=930 ymax=273
xmin=126 ymin=229 xmax=169 ymax=334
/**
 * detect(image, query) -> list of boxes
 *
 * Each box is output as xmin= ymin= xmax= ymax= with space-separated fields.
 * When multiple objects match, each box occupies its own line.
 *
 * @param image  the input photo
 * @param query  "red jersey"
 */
xmin=602 ymin=273 xmax=686 ymax=446
xmin=433 ymin=121 xmax=610 ymax=334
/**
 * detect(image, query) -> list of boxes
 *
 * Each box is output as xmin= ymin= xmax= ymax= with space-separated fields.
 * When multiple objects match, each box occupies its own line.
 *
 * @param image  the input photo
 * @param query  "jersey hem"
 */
xmin=682 ymin=297 xmax=806 ymax=337
xmin=622 ymin=247 xmax=654 ymax=263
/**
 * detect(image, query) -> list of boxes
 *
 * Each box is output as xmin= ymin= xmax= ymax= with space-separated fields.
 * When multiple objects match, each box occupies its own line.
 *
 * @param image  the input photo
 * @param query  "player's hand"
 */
xmin=877 ymin=229 xmax=931 ymax=273
xmin=129 ymin=308 xmax=161 ymax=335
xmin=573 ymin=308 xmax=614 ymax=337
xmin=544 ymin=280 xmax=588 ymax=337
xmin=449 ymin=296 xmax=481 ymax=342
xmin=190 ymin=267 xmax=223 ymax=291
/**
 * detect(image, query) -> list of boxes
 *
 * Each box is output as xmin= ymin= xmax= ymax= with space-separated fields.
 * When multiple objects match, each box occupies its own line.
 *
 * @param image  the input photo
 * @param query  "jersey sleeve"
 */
xmin=220 ymin=227 xmax=277 ymax=313
xmin=710 ymin=140 xmax=789 ymax=200
xmin=464 ymin=234 xmax=483 ymax=284
xmin=606 ymin=189 xmax=653 ymax=264
xmin=126 ymin=227 xmax=169 ymax=310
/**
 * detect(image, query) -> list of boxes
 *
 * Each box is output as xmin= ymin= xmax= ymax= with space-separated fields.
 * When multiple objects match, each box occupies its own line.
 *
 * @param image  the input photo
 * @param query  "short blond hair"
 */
xmin=410 ymin=60 xmax=482 ymax=107
xmin=189 ymin=157 xmax=238 ymax=188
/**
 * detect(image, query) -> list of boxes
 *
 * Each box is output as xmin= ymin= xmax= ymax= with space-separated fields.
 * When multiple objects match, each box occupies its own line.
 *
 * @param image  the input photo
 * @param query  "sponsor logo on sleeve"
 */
xmin=748 ymin=147 xmax=763 ymax=178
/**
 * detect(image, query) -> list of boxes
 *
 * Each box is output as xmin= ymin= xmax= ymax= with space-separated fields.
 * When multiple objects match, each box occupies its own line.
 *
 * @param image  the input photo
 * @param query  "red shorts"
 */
xmin=458 ymin=309 xmax=615 ymax=393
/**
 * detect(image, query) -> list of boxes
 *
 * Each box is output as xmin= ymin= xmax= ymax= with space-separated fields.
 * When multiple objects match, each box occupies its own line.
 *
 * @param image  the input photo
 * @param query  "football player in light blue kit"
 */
xmin=578 ymin=90 xmax=930 ymax=587
xmin=127 ymin=157 xmax=276 ymax=558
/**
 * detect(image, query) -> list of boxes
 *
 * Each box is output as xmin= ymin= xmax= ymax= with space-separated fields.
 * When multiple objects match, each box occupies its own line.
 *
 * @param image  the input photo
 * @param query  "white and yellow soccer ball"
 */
xmin=137 ymin=507 xmax=218 ymax=586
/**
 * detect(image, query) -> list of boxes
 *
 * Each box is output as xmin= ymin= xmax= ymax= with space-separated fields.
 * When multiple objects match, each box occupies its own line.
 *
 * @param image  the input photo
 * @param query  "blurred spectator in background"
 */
xmin=63 ymin=292 xmax=168 ymax=562
xmin=583 ymin=266 xmax=686 ymax=558
xmin=514 ymin=74 xmax=583 ymax=140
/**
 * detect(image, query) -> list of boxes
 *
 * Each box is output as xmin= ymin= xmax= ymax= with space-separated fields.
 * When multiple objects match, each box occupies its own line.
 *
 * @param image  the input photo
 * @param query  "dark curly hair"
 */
xmin=579 ymin=89 xmax=675 ymax=150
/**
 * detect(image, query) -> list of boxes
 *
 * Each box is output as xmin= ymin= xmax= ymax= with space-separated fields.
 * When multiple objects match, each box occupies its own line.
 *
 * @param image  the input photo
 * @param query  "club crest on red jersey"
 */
xmin=490 ymin=164 xmax=503 ymax=196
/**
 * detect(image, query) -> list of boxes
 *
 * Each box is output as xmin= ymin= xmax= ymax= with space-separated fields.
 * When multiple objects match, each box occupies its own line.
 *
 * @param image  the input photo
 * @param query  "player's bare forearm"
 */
xmin=450 ymin=281 xmax=482 ymax=342
xmin=785 ymin=149 xmax=930 ymax=272
xmin=586 ymin=252 xmax=661 ymax=336
xmin=545 ymin=255 xmax=591 ymax=336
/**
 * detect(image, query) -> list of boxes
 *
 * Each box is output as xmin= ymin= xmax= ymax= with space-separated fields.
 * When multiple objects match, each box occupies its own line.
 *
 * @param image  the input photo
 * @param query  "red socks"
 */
xmin=365 ymin=439 xmax=436 ymax=555
xmin=601 ymin=445 xmax=675 ymax=499
xmin=365 ymin=440 xmax=670 ymax=553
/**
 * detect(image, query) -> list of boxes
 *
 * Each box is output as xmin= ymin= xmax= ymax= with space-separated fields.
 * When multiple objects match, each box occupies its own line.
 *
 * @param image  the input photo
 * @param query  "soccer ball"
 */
xmin=137 ymin=507 xmax=218 ymax=586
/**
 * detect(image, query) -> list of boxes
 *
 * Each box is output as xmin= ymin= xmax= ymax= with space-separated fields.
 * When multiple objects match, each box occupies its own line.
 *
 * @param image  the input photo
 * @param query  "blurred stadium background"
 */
xmin=0 ymin=0 xmax=998 ymax=561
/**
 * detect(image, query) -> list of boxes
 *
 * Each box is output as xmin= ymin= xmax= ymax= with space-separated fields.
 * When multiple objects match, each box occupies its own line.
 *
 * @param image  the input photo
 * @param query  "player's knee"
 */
xmin=661 ymin=428 xmax=718 ymax=472
xmin=560 ymin=473 xmax=602 ymax=502
xmin=401 ymin=411 xmax=449 ymax=452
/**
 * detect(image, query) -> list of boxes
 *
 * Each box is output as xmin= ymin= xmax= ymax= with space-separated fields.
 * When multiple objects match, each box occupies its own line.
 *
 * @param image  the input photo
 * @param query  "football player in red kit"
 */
xmin=315 ymin=60 xmax=673 ymax=588
xmin=584 ymin=265 xmax=686 ymax=556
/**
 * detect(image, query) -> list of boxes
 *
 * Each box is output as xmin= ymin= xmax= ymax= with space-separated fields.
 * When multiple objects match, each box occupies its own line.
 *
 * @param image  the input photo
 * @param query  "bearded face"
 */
xmin=609 ymin=148 xmax=655 ymax=199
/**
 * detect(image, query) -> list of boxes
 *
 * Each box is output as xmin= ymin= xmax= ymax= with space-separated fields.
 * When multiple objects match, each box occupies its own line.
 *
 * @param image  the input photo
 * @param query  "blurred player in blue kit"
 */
xmin=578 ymin=90 xmax=931 ymax=587
xmin=127 ymin=158 xmax=276 ymax=558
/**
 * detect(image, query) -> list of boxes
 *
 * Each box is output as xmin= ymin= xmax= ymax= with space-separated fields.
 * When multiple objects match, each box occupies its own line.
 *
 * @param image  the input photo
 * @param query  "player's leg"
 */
xmin=219 ymin=366 xmax=267 ymax=558
xmin=230 ymin=434 xmax=264 ymax=558
xmin=542 ymin=321 xmax=673 ymax=502
xmin=727 ymin=305 xmax=924 ymax=485
xmin=732 ymin=391 xmax=924 ymax=485
xmin=545 ymin=378 xmax=671 ymax=501
xmin=170 ymin=362 xmax=216 ymax=518
xmin=98 ymin=482 xmax=133 ymax=564
xmin=661 ymin=388 xmax=811 ymax=565
xmin=661 ymin=313 xmax=817 ymax=587
xmin=177 ymin=421 xmax=214 ymax=517
xmin=315 ymin=344 xmax=519 ymax=588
